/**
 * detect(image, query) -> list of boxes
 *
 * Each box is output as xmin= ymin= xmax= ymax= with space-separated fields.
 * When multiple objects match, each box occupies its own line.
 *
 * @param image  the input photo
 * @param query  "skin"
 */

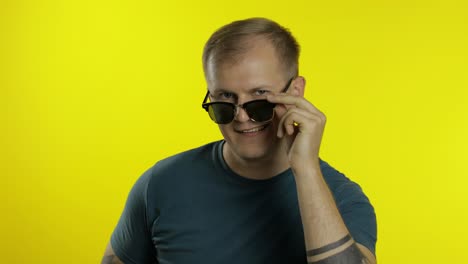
xmin=101 ymin=242 xmax=123 ymax=264
xmin=102 ymin=35 xmax=377 ymax=264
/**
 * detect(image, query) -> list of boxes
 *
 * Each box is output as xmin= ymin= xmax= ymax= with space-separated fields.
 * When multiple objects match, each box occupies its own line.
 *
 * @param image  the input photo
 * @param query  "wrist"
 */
xmin=291 ymin=157 xmax=321 ymax=178
xmin=289 ymin=157 xmax=320 ymax=172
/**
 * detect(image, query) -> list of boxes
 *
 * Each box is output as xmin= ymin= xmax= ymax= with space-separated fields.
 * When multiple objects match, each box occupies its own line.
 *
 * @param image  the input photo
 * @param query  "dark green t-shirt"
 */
xmin=111 ymin=141 xmax=376 ymax=264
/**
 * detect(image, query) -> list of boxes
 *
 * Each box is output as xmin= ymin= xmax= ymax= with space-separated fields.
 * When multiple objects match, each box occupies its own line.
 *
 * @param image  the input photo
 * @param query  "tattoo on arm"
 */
xmin=307 ymin=234 xmax=352 ymax=256
xmin=307 ymin=234 xmax=369 ymax=264
xmin=101 ymin=254 xmax=121 ymax=264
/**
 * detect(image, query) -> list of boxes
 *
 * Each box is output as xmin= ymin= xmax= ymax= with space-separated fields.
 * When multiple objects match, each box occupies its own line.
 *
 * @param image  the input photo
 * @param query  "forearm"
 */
xmin=293 ymin=161 xmax=370 ymax=264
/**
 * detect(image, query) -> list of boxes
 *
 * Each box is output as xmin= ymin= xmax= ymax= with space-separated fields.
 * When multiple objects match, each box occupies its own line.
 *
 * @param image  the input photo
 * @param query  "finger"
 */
xmin=273 ymin=98 xmax=324 ymax=119
xmin=276 ymin=107 xmax=325 ymax=136
xmin=268 ymin=94 xmax=323 ymax=115
xmin=283 ymin=108 xmax=325 ymax=136
xmin=281 ymin=110 xmax=312 ymax=137
xmin=277 ymin=108 xmax=318 ymax=137
xmin=275 ymin=102 xmax=326 ymax=128
xmin=273 ymin=101 xmax=288 ymax=118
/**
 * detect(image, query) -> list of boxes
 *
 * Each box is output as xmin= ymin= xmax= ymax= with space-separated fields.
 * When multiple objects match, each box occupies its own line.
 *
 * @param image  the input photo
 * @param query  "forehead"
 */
xmin=206 ymin=38 xmax=286 ymax=92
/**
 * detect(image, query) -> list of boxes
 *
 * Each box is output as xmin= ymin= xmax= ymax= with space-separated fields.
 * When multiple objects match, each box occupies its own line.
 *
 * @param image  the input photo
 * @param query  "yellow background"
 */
xmin=1 ymin=0 xmax=467 ymax=263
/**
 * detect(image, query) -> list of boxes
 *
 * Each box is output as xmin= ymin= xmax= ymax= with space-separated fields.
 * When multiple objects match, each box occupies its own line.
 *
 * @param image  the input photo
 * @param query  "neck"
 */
xmin=222 ymin=141 xmax=291 ymax=180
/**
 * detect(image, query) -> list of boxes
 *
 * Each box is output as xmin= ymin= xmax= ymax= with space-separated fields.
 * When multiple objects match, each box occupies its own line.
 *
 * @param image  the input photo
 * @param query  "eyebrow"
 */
xmin=210 ymin=88 xmax=233 ymax=94
xmin=211 ymin=85 xmax=273 ymax=94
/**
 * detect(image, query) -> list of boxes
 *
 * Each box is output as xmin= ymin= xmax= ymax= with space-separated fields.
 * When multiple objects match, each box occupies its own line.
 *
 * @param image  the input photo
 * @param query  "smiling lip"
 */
xmin=235 ymin=123 xmax=270 ymax=134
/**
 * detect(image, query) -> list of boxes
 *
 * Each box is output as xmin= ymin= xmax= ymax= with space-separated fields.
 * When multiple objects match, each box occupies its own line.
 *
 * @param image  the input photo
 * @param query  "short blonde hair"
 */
xmin=202 ymin=17 xmax=300 ymax=79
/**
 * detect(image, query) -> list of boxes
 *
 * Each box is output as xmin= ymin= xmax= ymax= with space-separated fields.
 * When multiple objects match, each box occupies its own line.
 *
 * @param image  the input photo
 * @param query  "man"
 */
xmin=102 ymin=17 xmax=377 ymax=264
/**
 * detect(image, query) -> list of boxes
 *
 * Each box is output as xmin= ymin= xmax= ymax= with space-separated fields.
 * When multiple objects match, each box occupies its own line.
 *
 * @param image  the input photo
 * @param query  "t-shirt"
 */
xmin=111 ymin=140 xmax=377 ymax=264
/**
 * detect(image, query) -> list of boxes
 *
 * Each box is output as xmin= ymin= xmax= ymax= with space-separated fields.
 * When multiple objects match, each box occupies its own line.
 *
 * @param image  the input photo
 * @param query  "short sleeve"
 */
xmin=320 ymin=160 xmax=377 ymax=256
xmin=335 ymin=181 xmax=377 ymax=256
xmin=110 ymin=168 xmax=157 ymax=264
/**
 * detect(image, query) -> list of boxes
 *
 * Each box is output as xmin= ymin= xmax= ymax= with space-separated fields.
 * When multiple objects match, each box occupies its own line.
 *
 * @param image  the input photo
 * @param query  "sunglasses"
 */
xmin=202 ymin=77 xmax=294 ymax=124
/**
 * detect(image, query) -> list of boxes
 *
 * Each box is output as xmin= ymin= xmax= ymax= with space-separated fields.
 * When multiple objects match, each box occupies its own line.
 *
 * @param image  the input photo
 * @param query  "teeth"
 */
xmin=242 ymin=125 xmax=266 ymax=133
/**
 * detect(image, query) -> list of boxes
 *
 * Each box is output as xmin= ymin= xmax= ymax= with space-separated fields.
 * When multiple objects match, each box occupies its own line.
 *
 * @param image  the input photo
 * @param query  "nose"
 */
xmin=234 ymin=105 xmax=250 ymax=122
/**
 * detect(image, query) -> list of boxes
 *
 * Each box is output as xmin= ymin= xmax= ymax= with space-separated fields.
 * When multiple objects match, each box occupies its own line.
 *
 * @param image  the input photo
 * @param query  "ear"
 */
xmin=291 ymin=76 xmax=306 ymax=97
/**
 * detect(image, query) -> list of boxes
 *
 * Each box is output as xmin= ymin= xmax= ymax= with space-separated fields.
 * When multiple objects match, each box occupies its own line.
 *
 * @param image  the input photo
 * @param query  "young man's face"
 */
xmin=205 ymin=38 xmax=296 ymax=163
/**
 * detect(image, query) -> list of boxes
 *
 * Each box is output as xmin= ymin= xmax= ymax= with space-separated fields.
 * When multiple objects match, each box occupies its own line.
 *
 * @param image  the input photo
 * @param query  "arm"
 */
xmin=101 ymin=242 xmax=124 ymax=264
xmin=294 ymin=164 xmax=376 ymax=264
xmin=267 ymin=87 xmax=376 ymax=264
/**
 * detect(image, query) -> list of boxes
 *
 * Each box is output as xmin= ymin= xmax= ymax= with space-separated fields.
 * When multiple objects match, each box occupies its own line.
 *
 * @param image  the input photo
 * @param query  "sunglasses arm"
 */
xmin=202 ymin=90 xmax=210 ymax=106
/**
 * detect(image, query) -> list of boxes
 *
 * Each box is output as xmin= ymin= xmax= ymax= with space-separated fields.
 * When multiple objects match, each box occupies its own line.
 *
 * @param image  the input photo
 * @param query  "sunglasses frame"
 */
xmin=202 ymin=77 xmax=295 ymax=124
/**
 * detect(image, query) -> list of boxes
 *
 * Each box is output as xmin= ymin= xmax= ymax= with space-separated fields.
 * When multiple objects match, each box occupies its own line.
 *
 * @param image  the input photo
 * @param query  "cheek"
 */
xmin=270 ymin=120 xmax=280 ymax=135
xmin=218 ymin=124 xmax=232 ymax=138
xmin=272 ymin=113 xmax=282 ymax=127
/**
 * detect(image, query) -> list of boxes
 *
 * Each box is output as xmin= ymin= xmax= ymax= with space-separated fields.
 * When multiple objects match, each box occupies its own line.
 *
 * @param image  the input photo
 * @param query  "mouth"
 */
xmin=235 ymin=123 xmax=271 ymax=134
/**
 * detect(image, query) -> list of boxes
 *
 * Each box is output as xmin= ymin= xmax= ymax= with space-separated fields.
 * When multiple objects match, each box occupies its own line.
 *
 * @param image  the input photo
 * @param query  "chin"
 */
xmin=225 ymin=136 xmax=279 ymax=163
xmin=235 ymin=146 xmax=271 ymax=161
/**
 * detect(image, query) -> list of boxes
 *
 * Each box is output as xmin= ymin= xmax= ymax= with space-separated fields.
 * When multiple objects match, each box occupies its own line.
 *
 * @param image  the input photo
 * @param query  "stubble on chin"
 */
xmin=225 ymin=137 xmax=282 ymax=164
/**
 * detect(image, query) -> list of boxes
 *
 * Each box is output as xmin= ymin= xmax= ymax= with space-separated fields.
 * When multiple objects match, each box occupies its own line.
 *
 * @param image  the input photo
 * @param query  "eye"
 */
xmin=254 ymin=90 xmax=269 ymax=96
xmin=219 ymin=92 xmax=235 ymax=99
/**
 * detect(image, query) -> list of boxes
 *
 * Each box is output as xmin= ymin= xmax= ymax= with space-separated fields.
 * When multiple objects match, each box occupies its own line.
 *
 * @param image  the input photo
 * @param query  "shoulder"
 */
xmin=140 ymin=141 xmax=221 ymax=195
xmin=149 ymin=141 xmax=219 ymax=176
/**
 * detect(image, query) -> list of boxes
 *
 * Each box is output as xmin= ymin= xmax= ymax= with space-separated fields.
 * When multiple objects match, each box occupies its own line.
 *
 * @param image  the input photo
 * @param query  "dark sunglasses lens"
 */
xmin=208 ymin=103 xmax=235 ymax=124
xmin=245 ymin=100 xmax=275 ymax=122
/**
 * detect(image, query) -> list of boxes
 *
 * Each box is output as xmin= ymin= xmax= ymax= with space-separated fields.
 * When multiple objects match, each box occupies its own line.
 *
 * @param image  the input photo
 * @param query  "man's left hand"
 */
xmin=266 ymin=93 xmax=326 ymax=170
